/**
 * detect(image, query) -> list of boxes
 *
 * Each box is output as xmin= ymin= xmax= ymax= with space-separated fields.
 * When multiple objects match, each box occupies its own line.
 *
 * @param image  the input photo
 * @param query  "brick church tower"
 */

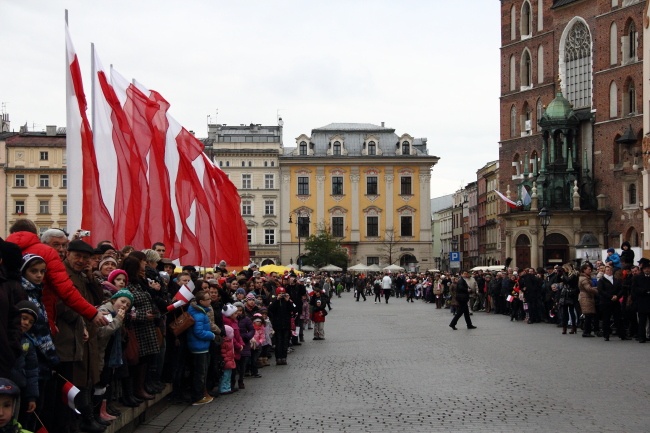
xmin=498 ymin=0 xmax=644 ymax=268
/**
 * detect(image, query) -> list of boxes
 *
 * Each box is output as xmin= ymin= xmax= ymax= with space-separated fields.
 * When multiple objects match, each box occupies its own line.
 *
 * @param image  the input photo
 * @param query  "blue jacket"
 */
xmin=187 ymin=304 xmax=215 ymax=354
xmin=606 ymin=252 xmax=622 ymax=270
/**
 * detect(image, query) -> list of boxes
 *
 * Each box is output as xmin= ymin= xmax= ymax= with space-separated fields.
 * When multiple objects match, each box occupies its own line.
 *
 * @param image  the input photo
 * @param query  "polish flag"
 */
xmin=495 ymin=190 xmax=518 ymax=209
xmin=67 ymin=29 xmax=249 ymax=265
xmin=167 ymin=284 xmax=195 ymax=311
xmin=61 ymin=380 xmax=80 ymax=413
xmin=65 ymin=25 xmax=114 ymax=245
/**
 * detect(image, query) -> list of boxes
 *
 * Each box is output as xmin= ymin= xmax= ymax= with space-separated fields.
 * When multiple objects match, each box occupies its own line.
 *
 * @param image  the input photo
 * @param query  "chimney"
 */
xmin=46 ymin=125 xmax=57 ymax=136
xmin=381 ymin=122 xmax=385 ymax=127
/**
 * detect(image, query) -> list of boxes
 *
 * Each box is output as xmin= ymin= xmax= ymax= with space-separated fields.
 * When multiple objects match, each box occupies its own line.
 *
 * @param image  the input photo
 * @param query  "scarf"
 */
xmin=21 ymin=277 xmax=60 ymax=367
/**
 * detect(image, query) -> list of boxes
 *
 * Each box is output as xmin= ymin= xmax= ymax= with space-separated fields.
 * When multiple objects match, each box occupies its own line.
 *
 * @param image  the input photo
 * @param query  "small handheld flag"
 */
xmin=62 ymin=379 xmax=80 ymax=414
xmin=166 ymin=285 xmax=195 ymax=311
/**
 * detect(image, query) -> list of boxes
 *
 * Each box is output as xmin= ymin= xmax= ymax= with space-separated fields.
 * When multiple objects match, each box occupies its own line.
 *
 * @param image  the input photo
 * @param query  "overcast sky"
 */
xmin=1 ymin=0 xmax=500 ymax=198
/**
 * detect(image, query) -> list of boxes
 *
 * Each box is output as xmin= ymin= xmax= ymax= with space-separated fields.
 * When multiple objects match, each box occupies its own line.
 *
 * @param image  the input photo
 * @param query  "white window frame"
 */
xmin=15 ymin=200 xmax=25 ymax=214
xmin=264 ymin=200 xmax=275 ymax=216
xmin=264 ymin=229 xmax=275 ymax=245
xmin=264 ymin=174 xmax=274 ymax=189
xmin=242 ymin=173 xmax=252 ymax=189
xmin=15 ymin=174 xmax=25 ymax=187
xmin=39 ymin=200 xmax=50 ymax=214
xmin=242 ymin=200 xmax=253 ymax=216
xmin=39 ymin=174 xmax=50 ymax=188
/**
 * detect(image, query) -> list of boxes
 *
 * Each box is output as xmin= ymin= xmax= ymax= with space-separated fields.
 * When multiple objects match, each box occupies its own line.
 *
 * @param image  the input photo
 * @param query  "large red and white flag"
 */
xmin=65 ymin=25 xmax=114 ymax=244
xmin=66 ymin=33 xmax=249 ymax=266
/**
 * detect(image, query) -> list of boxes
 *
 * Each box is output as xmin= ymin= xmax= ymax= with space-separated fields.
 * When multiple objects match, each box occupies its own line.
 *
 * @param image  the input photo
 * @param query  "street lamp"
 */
xmin=288 ymin=211 xmax=310 ymax=270
xmin=538 ymin=207 xmax=552 ymax=267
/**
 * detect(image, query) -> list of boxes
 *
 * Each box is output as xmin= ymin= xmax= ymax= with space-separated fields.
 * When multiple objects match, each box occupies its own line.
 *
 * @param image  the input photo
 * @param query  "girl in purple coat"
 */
xmin=234 ymin=302 xmax=254 ymax=391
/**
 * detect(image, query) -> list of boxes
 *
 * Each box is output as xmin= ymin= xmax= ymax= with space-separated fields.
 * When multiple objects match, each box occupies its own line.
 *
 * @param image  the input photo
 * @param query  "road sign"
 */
xmin=450 ymin=252 xmax=461 ymax=269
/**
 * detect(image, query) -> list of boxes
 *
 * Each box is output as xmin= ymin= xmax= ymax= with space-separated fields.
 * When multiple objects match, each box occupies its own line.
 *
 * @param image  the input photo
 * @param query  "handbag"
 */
xmin=124 ymin=327 xmax=139 ymax=366
xmin=169 ymin=311 xmax=195 ymax=337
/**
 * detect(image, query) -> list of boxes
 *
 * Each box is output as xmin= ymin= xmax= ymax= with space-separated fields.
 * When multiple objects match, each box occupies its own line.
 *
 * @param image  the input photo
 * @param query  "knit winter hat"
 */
xmin=99 ymin=257 xmax=118 ymax=270
xmin=108 ymin=269 xmax=128 ymax=285
xmin=111 ymin=289 xmax=134 ymax=305
xmin=21 ymin=253 xmax=45 ymax=274
xmin=222 ymin=304 xmax=237 ymax=317
xmin=233 ymin=301 xmax=244 ymax=309
xmin=16 ymin=300 xmax=39 ymax=321
xmin=245 ymin=293 xmax=256 ymax=301
xmin=235 ymin=288 xmax=246 ymax=296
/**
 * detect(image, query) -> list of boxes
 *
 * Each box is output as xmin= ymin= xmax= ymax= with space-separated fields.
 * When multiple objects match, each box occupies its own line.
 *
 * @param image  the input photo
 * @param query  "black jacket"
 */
xmin=631 ymin=273 xmax=650 ymax=313
xmin=597 ymin=276 xmax=624 ymax=306
xmin=456 ymin=278 xmax=470 ymax=303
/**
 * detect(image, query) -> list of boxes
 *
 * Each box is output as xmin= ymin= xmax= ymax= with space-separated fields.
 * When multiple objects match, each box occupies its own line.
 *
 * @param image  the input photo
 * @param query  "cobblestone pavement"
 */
xmin=135 ymin=294 xmax=650 ymax=433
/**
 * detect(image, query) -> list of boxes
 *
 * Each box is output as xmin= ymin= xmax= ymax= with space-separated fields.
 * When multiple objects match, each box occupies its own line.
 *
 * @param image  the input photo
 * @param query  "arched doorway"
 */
xmin=515 ymin=234 xmax=531 ymax=269
xmin=625 ymin=226 xmax=640 ymax=247
xmin=545 ymin=233 xmax=569 ymax=267
xmin=399 ymin=254 xmax=418 ymax=272
xmin=260 ymin=258 xmax=275 ymax=266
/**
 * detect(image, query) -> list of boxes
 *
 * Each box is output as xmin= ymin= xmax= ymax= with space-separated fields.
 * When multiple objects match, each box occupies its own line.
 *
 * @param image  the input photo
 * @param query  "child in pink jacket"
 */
xmin=219 ymin=325 xmax=237 ymax=395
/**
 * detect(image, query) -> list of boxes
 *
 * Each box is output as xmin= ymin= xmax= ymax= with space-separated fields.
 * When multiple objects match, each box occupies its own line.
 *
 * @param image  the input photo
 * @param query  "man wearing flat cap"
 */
xmin=55 ymin=239 xmax=105 ymax=431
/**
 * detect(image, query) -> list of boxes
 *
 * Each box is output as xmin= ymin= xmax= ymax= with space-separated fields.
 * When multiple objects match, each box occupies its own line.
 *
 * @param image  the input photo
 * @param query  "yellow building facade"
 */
xmin=280 ymin=123 xmax=439 ymax=271
xmin=4 ymin=126 xmax=68 ymax=235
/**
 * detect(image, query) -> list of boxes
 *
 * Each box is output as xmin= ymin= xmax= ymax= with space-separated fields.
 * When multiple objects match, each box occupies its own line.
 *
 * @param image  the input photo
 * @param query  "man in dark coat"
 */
xmin=449 ymin=271 xmax=477 ymax=330
xmin=267 ymin=288 xmax=295 ymax=365
xmin=631 ymin=259 xmax=650 ymax=343
xmin=285 ymin=277 xmax=306 ymax=344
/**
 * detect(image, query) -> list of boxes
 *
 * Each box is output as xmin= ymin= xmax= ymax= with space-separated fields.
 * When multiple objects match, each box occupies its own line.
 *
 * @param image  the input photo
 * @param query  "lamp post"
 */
xmin=538 ymin=207 xmax=552 ymax=267
xmin=288 ymin=211 xmax=310 ymax=270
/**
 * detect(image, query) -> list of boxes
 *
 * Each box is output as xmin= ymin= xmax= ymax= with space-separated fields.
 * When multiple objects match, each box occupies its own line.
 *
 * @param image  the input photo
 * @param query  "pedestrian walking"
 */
xmin=449 ymin=271 xmax=477 ymax=330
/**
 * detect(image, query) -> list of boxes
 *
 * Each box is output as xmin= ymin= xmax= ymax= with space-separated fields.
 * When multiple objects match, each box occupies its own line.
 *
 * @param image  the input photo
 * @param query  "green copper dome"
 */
xmin=544 ymin=91 xmax=574 ymax=120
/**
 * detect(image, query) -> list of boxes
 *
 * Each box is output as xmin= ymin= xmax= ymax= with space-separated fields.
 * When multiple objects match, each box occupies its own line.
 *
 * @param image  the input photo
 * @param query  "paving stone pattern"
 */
xmin=135 ymin=295 xmax=650 ymax=433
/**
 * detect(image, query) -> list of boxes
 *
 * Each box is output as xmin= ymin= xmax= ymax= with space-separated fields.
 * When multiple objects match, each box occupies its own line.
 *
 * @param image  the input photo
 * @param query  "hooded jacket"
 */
xmin=6 ymin=231 xmax=98 ymax=334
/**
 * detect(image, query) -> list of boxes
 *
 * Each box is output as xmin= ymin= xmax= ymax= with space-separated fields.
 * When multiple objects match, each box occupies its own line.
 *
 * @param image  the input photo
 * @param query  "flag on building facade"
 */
xmin=495 ymin=190 xmax=518 ymax=209
xmin=521 ymin=185 xmax=532 ymax=206
xmin=65 ymin=25 xmax=249 ymax=266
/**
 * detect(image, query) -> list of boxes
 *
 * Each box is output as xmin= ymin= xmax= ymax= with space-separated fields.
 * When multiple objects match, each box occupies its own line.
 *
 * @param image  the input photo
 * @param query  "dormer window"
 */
xmin=401 ymin=141 xmax=410 ymax=155
xmin=333 ymin=141 xmax=342 ymax=155
xmin=299 ymin=141 xmax=308 ymax=156
xmin=368 ymin=141 xmax=376 ymax=155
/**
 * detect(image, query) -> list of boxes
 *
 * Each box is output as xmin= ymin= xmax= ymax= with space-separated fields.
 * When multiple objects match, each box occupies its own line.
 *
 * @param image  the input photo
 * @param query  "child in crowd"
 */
xmin=251 ymin=314 xmax=265 ymax=375
xmin=219 ymin=325 xmax=236 ymax=395
xmin=0 ymin=378 xmax=31 ymax=433
xmin=19 ymin=254 xmax=58 ymax=432
xmin=300 ymin=294 xmax=311 ymax=331
xmin=10 ymin=301 xmax=39 ymax=430
xmin=108 ymin=269 xmax=128 ymax=290
xmin=95 ymin=290 xmax=132 ymax=422
xmin=258 ymin=308 xmax=273 ymax=367
xmin=187 ymin=291 xmax=216 ymax=406
xmin=311 ymin=299 xmax=328 ymax=340
xmin=605 ymin=248 xmax=622 ymax=272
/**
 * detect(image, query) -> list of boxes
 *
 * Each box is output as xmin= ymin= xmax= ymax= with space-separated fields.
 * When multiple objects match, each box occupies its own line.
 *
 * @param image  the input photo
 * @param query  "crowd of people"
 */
xmin=333 ymin=242 xmax=650 ymax=343
xmin=0 ymin=219 xmax=333 ymax=433
xmin=1 ymin=219 xmax=648 ymax=433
